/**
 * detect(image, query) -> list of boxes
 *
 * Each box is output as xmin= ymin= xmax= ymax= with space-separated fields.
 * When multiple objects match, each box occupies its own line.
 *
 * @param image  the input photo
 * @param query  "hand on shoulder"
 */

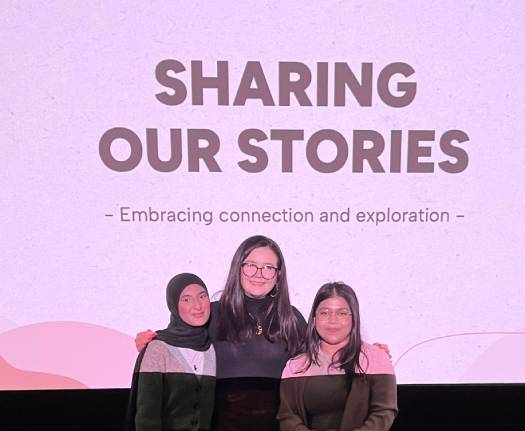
xmin=361 ymin=342 xmax=395 ymax=375
xmin=135 ymin=329 xmax=157 ymax=352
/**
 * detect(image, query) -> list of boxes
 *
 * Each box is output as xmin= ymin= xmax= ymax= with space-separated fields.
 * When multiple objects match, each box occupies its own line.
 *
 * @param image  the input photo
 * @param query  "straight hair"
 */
xmin=217 ymin=235 xmax=302 ymax=356
xmin=302 ymin=282 xmax=367 ymax=379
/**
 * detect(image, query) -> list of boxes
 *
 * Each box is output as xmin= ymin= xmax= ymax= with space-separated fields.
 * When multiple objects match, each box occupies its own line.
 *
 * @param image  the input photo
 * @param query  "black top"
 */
xmin=304 ymin=375 xmax=348 ymax=431
xmin=208 ymin=300 xmax=307 ymax=431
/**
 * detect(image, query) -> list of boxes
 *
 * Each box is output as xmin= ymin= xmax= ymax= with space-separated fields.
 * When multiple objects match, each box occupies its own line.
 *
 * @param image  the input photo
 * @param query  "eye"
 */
xmin=199 ymin=292 xmax=209 ymax=299
xmin=180 ymin=296 xmax=191 ymax=303
xmin=318 ymin=310 xmax=329 ymax=316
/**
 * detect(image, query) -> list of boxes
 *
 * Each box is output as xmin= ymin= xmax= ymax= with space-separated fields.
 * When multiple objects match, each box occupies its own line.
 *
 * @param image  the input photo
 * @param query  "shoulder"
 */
xmin=145 ymin=339 xmax=169 ymax=355
xmin=140 ymin=340 xmax=171 ymax=372
xmin=281 ymin=353 xmax=310 ymax=379
xmin=359 ymin=342 xmax=395 ymax=375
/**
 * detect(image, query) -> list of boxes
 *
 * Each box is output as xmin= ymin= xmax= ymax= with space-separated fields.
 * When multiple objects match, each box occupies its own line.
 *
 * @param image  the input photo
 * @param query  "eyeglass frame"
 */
xmin=241 ymin=262 xmax=279 ymax=280
xmin=315 ymin=308 xmax=353 ymax=321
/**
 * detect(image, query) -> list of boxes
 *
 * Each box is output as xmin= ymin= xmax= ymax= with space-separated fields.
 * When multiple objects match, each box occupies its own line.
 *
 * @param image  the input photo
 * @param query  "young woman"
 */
xmin=278 ymin=282 xmax=398 ymax=431
xmin=135 ymin=237 xmax=390 ymax=430
xmin=137 ymin=235 xmax=306 ymax=431
xmin=209 ymin=235 xmax=306 ymax=431
xmin=128 ymin=273 xmax=216 ymax=431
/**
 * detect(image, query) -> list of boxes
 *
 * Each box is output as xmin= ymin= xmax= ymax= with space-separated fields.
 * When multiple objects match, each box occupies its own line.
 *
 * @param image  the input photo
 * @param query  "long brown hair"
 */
xmin=216 ymin=235 xmax=302 ymax=355
xmin=303 ymin=282 xmax=367 ymax=377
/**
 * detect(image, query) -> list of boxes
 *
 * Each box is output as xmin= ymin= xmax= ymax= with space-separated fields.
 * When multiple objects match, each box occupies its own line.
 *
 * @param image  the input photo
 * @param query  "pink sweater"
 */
xmin=278 ymin=343 xmax=398 ymax=431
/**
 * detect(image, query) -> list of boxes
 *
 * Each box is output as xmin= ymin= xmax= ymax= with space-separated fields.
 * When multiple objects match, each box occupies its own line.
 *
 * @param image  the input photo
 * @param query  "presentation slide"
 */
xmin=2 ymin=1 xmax=524 ymax=389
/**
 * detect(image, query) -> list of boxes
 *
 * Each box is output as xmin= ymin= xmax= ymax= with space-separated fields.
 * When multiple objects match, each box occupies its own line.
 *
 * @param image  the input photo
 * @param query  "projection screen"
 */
xmin=1 ymin=1 xmax=524 ymax=389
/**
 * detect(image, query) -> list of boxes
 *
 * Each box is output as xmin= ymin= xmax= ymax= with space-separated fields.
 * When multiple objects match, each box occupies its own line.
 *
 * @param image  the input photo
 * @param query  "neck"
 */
xmin=320 ymin=339 xmax=348 ymax=361
xmin=244 ymin=293 xmax=271 ymax=312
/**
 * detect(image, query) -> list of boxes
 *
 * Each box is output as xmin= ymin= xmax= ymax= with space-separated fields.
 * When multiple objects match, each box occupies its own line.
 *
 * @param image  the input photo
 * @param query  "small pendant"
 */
xmin=256 ymin=322 xmax=263 ymax=335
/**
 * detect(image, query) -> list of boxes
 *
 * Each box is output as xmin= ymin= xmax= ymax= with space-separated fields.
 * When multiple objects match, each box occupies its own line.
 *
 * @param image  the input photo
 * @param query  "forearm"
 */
xmin=277 ymin=379 xmax=313 ymax=431
xmin=135 ymin=372 xmax=163 ymax=431
xmin=354 ymin=374 xmax=398 ymax=431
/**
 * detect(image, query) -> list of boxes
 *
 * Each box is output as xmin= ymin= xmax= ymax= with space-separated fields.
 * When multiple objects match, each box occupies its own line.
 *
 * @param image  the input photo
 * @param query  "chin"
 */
xmin=319 ymin=334 xmax=348 ymax=346
xmin=189 ymin=315 xmax=209 ymax=327
xmin=189 ymin=319 xmax=207 ymax=327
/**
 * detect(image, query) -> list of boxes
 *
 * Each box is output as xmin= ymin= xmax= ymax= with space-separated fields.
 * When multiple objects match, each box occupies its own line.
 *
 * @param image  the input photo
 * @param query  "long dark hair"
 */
xmin=217 ymin=235 xmax=302 ymax=355
xmin=303 ymin=282 xmax=367 ymax=377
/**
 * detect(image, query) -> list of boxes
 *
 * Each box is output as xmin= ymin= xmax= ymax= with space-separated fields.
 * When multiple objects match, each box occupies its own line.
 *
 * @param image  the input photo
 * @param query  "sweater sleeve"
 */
xmin=353 ymin=346 xmax=398 ymax=431
xmin=352 ymin=374 xmax=397 ymax=431
xmin=277 ymin=359 xmax=313 ymax=431
xmin=135 ymin=341 xmax=167 ymax=431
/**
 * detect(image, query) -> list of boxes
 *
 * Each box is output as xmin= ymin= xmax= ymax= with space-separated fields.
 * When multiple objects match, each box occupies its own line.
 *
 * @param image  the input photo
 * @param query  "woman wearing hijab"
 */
xmin=136 ymin=236 xmax=305 ymax=430
xmin=128 ymin=273 xmax=216 ymax=431
xmin=278 ymin=282 xmax=397 ymax=431
xmin=135 ymin=237 xmax=390 ymax=431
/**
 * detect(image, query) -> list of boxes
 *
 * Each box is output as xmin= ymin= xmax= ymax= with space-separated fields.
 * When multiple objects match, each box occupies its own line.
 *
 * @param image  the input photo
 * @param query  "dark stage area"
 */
xmin=1 ymin=384 xmax=524 ymax=431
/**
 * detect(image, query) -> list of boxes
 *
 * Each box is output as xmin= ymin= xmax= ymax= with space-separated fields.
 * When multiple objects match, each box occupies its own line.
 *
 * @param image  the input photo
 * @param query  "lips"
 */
xmin=324 ymin=327 xmax=342 ymax=332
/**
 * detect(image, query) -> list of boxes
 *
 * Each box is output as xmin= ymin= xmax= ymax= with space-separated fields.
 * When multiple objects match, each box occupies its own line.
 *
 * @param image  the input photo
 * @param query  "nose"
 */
xmin=194 ymin=298 xmax=203 ymax=311
xmin=253 ymin=267 xmax=263 ymax=278
xmin=328 ymin=311 xmax=338 ymax=323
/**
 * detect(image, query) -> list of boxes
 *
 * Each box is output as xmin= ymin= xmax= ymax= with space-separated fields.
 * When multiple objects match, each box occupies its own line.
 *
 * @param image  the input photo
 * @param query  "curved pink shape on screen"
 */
xmin=0 ymin=316 xmax=17 ymax=333
xmin=460 ymin=333 xmax=525 ymax=383
xmin=0 ymin=321 xmax=138 ymax=389
xmin=0 ymin=355 xmax=87 ymax=389
xmin=394 ymin=331 xmax=525 ymax=383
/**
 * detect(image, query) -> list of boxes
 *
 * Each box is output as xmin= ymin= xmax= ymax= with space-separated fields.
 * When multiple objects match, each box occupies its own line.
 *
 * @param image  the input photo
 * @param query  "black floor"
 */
xmin=1 ymin=384 xmax=524 ymax=431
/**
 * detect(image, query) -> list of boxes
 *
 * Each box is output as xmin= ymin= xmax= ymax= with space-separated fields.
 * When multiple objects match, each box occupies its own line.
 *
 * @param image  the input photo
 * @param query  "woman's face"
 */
xmin=240 ymin=246 xmax=279 ymax=299
xmin=315 ymin=295 xmax=352 ymax=348
xmin=178 ymin=283 xmax=211 ymax=326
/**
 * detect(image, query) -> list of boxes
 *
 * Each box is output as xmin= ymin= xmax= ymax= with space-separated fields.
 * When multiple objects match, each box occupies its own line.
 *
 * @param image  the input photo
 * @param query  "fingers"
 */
xmin=135 ymin=330 xmax=158 ymax=352
xmin=374 ymin=342 xmax=392 ymax=359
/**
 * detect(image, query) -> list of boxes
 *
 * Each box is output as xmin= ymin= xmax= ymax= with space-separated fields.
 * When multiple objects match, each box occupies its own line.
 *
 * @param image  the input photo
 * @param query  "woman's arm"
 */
xmin=353 ymin=345 xmax=398 ymax=431
xmin=135 ymin=330 xmax=157 ymax=352
xmin=134 ymin=341 xmax=166 ymax=431
xmin=277 ymin=358 xmax=314 ymax=431
xmin=354 ymin=373 xmax=398 ymax=431
xmin=277 ymin=377 xmax=313 ymax=431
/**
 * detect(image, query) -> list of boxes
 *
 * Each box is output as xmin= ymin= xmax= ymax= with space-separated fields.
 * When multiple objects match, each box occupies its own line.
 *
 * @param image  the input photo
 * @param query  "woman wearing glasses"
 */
xmin=278 ymin=282 xmax=397 ymax=431
xmin=136 ymin=236 xmax=390 ymax=430
xmin=209 ymin=235 xmax=305 ymax=431
xmin=137 ymin=235 xmax=306 ymax=431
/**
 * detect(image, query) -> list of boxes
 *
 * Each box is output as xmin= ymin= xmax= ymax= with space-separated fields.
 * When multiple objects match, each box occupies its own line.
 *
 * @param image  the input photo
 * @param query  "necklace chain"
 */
xmin=248 ymin=312 xmax=263 ymax=335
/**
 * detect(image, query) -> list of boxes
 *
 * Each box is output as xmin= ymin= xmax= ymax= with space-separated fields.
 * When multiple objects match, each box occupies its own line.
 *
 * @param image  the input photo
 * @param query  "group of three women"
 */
xmin=129 ymin=235 xmax=398 ymax=431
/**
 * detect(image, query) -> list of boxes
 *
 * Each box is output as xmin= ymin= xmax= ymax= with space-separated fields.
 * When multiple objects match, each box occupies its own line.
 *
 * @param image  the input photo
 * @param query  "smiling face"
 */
xmin=178 ymin=283 xmax=211 ymax=326
xmin=240 ymin=246 xmax=279 ymax=299
xmin=315 ymin=295 xmax=353 ymax=350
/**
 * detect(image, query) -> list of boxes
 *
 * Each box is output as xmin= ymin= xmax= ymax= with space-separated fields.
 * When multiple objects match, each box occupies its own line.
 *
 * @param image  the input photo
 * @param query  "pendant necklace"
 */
xmin=248 ymin=313 xmax=263 ymax=335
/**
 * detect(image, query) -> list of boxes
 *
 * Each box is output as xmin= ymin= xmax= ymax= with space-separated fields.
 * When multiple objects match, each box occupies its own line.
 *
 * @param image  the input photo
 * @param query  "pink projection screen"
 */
xmin=1 ymin=2 xmax=524 ymax=389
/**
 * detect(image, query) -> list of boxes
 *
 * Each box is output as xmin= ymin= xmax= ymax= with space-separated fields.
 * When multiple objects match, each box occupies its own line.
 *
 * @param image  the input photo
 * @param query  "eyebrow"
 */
xmin=181 ymin=290 xmax=207 ymax=298
xmin=243 ymin=260 xmax=278 ymax=266
xmin=317 ymin=307 xmax=351 ymax=311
